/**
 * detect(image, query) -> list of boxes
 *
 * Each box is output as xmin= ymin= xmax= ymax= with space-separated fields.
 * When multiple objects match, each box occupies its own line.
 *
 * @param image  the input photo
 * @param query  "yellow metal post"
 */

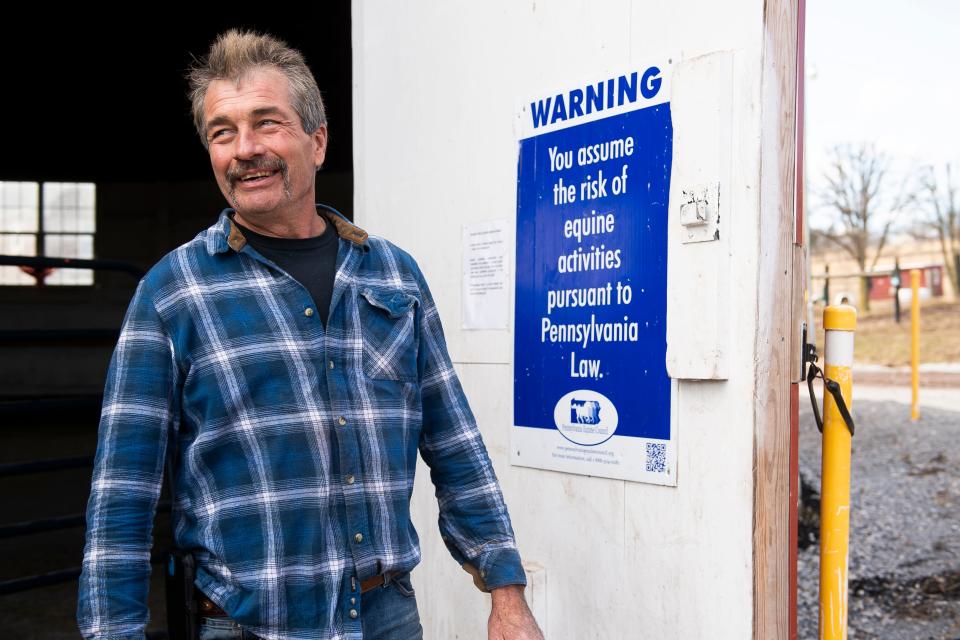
xmin=911 ymin=269 xmax=920 ymax=421
xmin=818 ymin=305 xmax=857 ymax=640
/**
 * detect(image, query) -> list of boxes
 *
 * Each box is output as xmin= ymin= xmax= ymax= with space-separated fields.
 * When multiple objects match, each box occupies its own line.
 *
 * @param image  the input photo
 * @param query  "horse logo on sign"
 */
xmin=570 ymin=399 xmax=601 ymax=424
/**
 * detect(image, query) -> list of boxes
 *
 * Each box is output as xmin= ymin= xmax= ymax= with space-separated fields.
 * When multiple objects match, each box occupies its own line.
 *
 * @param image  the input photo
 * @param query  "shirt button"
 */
xmin=304 ymin=307 xmax=314 ymax=317
xmin=328 ymin=360 xmax=335 ymax=369
xmin=349 ymin=609 xmax=358 ymax=619
xmin=346 ymin=474 xmax=355 ymax=485
xmin=350 ymin=597 xmax=356 ymax=605
xmin=354 ymin=533 xmax=364 ymax=543
xmin=338 ymin=416 xmax=347 ymax=426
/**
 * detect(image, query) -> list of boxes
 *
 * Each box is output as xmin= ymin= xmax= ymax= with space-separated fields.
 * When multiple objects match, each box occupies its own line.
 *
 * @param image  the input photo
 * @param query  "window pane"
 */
xmin=44 ymin=182 xmax=95 ymax=233
xmin=45 ymin=233 xmax=94 ymax=285
xmin=0 ymin=233 xmax=38 ymax=285
xmin=45 ymin=234 xmax=93 ymax=258
xmin=0 ymin=233 xmax=38 ymax=255
xmin=0 ymin=182 xmax=39 ymax=232
xmin=43 ymin=182 xmax=61 ymax=230
xmin=78 ymin=183 xmax=95 ymax=210
xmin=47 ymin=267 xmax=94 ymax=286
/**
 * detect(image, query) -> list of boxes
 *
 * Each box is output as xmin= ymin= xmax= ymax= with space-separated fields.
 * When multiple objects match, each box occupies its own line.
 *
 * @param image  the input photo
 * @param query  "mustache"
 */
xmin=226 ymin=157 xmax=287 ymax=183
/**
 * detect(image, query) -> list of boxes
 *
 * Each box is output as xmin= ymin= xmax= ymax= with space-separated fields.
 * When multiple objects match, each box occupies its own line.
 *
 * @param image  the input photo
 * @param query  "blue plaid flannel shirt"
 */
xmin=77 ymin=206 xmax=525 ymax=640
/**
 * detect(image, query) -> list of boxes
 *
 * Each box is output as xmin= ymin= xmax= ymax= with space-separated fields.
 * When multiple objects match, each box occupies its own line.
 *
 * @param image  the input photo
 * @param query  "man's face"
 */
xmin=203 ymin=67 xmax=327 ymax=219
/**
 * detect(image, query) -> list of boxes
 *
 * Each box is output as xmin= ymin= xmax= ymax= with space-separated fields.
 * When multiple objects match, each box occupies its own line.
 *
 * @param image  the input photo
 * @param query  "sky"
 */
xmin=805 ymin=0 xmax=960 ymax=228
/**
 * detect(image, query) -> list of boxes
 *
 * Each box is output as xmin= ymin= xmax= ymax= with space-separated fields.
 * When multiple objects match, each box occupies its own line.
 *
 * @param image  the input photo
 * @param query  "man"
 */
xmin=77 ymin=29 xmax=543 ymax=640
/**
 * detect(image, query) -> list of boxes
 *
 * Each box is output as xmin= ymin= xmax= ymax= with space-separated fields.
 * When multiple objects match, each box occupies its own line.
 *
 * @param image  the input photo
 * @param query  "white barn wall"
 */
xmin=352 ymin=2 xmax=769 ymax=637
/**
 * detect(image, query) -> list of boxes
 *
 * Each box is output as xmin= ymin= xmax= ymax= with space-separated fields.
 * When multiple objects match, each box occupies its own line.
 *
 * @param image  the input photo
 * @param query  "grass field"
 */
xmin=813 ymin=299 xmax=960 ymax=367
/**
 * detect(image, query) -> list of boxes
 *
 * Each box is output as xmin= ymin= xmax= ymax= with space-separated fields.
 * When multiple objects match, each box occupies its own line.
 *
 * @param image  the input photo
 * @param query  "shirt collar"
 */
xmin=206 ymin=204 xmax=369 ymax=256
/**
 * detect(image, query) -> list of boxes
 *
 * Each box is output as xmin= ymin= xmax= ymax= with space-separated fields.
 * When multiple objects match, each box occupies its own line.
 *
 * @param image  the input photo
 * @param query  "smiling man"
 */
xmin=77 ymin=29 xmax=542 ymax=640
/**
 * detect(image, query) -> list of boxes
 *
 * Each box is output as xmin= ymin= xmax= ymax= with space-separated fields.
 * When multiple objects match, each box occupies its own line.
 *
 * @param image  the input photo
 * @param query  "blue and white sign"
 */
xmin=512 ymin=60 xmax=677 ymax=485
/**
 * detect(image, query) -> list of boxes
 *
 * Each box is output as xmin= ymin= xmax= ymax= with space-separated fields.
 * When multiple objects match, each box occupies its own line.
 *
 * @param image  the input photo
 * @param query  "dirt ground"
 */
xmin=813 ymin=298 xmax=960 ymax=368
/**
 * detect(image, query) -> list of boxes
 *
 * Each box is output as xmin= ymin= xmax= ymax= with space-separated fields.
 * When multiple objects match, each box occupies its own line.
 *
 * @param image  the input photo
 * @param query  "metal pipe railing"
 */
xmin=0 ymin=328 xmax=120 ymax=345
xmin=0 ymin=549 xmax=170 ymax=595
xmin=0 ymin=502 xmax=171 ymax=539
xmin=0 ymin=455 xmax=92 ymax=477
xmin=0 ymin=250 xmax=180 ymax=638
xmin=0 ymin=254 xmax=144 ymax=279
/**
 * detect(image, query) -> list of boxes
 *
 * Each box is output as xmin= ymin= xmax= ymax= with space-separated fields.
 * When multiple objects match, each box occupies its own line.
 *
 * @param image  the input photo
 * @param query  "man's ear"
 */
xmin=313 ymin=125 xmax=328 ymax=170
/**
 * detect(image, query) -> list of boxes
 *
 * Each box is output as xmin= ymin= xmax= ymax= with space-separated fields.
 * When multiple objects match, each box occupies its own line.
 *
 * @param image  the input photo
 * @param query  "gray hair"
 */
xmin=186 ymin=29 xmax=326 ymax=148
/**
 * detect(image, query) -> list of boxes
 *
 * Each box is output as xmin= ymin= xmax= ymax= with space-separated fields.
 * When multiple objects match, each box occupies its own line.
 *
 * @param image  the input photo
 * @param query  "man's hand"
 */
xmin=488 ymin=584 xmax=544 ymax=640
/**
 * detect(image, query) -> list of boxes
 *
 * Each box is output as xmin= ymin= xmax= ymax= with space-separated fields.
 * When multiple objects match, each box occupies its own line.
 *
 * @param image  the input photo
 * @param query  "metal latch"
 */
xmin=803 ymin=333 xmax=855 ymax=436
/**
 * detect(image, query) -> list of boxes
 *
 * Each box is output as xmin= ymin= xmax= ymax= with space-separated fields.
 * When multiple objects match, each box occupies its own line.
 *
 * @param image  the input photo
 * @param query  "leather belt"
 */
xmin=196 ymin=575 xmax=389 ymax=618
xmin=359 ymin=574 xmax=385 ymax=593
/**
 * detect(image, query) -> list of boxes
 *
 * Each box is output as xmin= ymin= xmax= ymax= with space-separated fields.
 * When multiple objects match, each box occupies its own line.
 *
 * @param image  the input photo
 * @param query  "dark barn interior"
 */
xmin=0 ymin=7 xmax=353 ymax=637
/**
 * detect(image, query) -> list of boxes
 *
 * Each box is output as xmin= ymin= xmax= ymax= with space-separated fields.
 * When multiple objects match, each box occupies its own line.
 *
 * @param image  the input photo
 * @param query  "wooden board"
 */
xmin=754 ymin=0 xmax=800 ymax=638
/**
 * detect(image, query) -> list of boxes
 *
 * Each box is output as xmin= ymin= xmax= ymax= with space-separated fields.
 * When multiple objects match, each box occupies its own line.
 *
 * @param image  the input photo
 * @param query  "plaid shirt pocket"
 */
xmin=359 ymin=287 xmax=419 ymax=382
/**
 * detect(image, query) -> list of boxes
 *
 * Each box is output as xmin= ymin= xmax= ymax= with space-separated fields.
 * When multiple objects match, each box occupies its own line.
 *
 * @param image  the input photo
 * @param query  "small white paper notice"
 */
xmin=462 ymin=219 xmax=509 ymax=329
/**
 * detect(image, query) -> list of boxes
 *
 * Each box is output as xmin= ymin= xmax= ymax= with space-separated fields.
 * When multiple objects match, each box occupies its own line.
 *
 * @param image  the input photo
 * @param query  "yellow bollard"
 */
xmin=818 ymin=304 xmax=856 ymax=640
xmin=911 ymin=270 xmax=920 ymax=421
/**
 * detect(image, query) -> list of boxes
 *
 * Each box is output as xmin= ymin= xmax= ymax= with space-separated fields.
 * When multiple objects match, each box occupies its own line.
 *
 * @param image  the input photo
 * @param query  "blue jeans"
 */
xmin=197 ymin=572 xmax=423 ymax=640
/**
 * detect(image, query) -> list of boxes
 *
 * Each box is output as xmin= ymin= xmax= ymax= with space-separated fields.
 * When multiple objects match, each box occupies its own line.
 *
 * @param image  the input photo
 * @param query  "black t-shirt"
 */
xmin=234 ymin=217 xmax=339 ymax=327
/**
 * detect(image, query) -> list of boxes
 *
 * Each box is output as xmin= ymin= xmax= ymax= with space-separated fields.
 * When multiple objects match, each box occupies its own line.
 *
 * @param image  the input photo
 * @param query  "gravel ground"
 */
xmin=798 ymin=391 xmax=960 ymax=639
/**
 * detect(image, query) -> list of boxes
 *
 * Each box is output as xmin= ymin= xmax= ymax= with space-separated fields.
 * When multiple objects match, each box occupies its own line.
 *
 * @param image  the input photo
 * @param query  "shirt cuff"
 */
xmin=463 ymin=546 xmax=527 ymax=592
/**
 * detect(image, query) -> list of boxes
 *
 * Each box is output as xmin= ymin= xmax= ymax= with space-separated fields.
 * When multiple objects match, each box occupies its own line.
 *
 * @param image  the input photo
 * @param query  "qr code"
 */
xmin=645 ymin=442 xmax=667 ymax=473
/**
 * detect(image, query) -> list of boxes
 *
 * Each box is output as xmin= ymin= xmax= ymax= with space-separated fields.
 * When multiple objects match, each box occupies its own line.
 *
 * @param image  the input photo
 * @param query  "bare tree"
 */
xmin=912 ymin=164 xmax=959 ymax=296
xmin=815 ymin=144 xmax=906 ymax=311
